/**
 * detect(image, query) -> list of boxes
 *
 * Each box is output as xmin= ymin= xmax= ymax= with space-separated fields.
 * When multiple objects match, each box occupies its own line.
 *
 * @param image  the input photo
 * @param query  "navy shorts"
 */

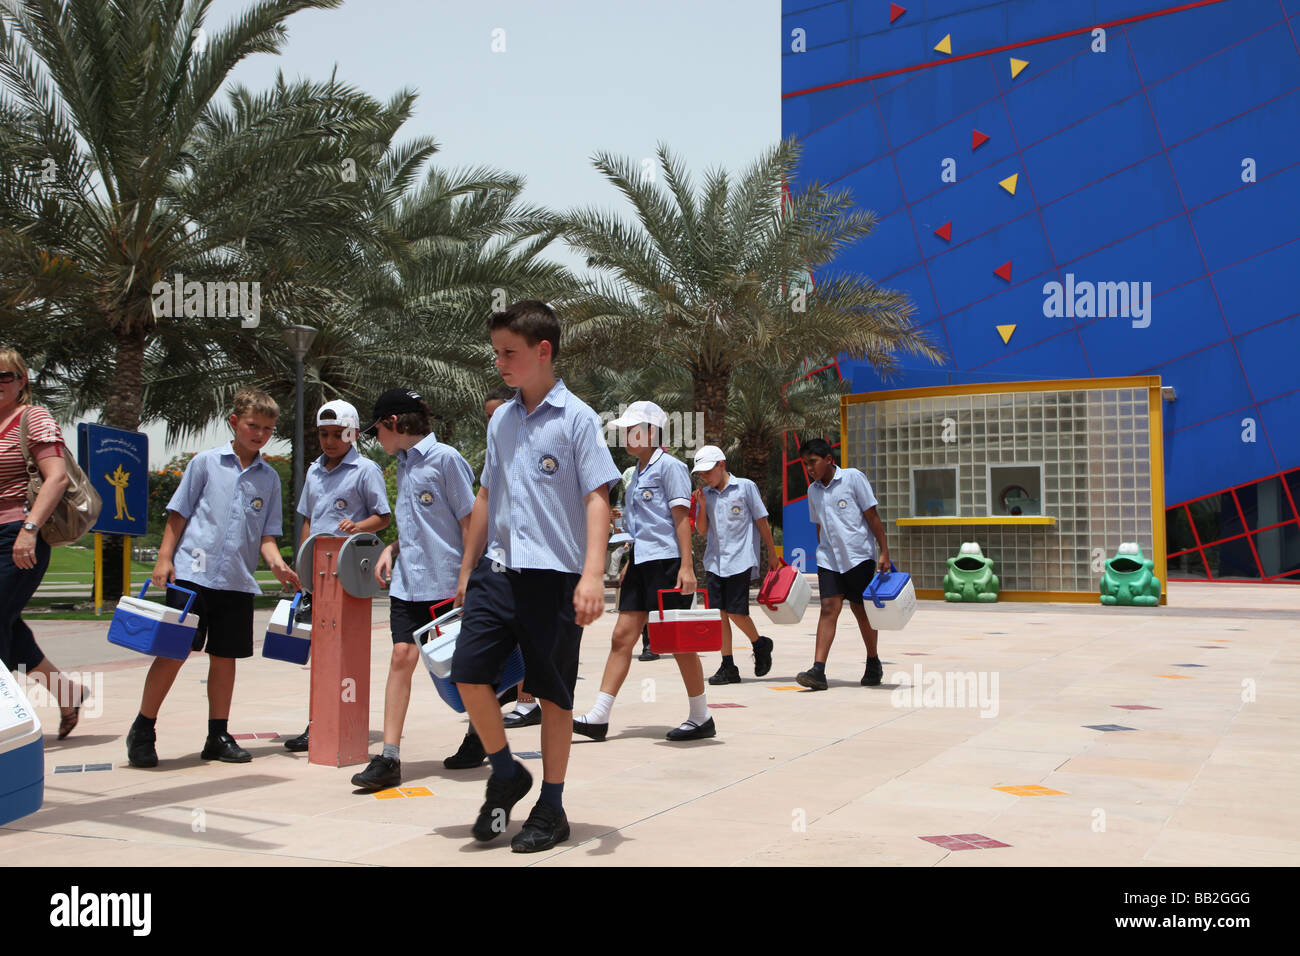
xmin=166 ymin=579 xmax=254 ymax=658
xmin=817 ymin=559 xmax=877 ymax=605
xmin=452 ymin=558 xmax=583 ymax=710
xmin=391 ymin=596 xmax=451 ymax=645
xmin=706 ymin=570 xmax=752 ymax=615
xmin=619 ymin=555 xmax=690 ymax=614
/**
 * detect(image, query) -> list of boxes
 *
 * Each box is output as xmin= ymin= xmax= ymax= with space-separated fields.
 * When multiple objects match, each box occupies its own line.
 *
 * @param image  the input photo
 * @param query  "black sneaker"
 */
xmin=638 ymin=648 xmax=661 ymax=661
xmin=572 ymin=717 xmax=608 ymax=741
xmin=351 ymin=754 xmax=401 ymax=791
xmin=861 ymin=657 xmax=883 ymax=686
xmin=201 ymin=733 xmax=252 ymax=763
xmin=511 ymin=802 xmax=570 ymax=853
xmin=666 ymin=717 xmax=717 ymax=741
xmin=472 ymin=761 xmax=533 ymax=842
xmin=126 ymin=725 xmax=158 ymax=768
xmin=753 ymin=636 xmax=774 ymax=678
xmin=707 ymin=662 xmax=741 ymax=685
xmin=796 ymin=668 xmax=828 ymax=691
xmin=284 ymin=725 xmax=309 ymax=752
xmin=443 ymin=730 xmax=487 ymax=770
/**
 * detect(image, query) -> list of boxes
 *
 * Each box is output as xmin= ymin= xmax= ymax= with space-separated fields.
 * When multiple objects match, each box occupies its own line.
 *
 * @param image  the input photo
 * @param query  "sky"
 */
xmin=122 ymin=0 xmax=780 ymax=465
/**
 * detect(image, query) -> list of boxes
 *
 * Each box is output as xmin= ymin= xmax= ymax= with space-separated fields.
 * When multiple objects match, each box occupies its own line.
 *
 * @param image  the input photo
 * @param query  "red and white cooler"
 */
xmin=757 ymin=560 xmax=811 ymax=625
xmin=647 ymin=588 xmax=723 ymax=654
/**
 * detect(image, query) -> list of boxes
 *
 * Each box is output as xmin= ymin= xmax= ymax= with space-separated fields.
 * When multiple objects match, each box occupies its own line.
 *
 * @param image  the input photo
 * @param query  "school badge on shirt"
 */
xmin=250 ymin=496 xmax=265 ymax=512
xmin=333 ymin=497 xmax=348 ymax=511
xmin=640 ymin=488 xmax=653 ymax=500
xmin=730 ymin=504 xmax=743 ymax=516
xmin=538 ymin=453 xmax=559 ymax=475
xmin=418 ymin=490 xmax=435 ymax=505
xmin=837 ymin=499 xmax=849 ymax=510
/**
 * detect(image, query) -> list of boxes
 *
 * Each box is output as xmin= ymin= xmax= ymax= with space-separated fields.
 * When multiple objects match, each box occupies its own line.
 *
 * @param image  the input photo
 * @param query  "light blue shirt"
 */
xmin=392 ymin=433 xmax=475 ymax=603
xmin=166 ymin=443 xmax=282 ymax=594
xmin=482 ymin=379 xmax=621 ymax=574
xmin=625 ymin=448 xmax=692 ymax=564
xmin=807 ymin=466 xmax=879 ymax=573
xmin=295 ymin=446 xmax=391 ymax=537
xmin=703 ymin=474 xmax=767 ymax=578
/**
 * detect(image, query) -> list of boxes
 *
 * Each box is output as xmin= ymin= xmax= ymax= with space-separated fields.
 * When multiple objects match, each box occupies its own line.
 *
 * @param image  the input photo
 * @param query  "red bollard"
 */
xmin=307 ymin=537 xmax=372 ymax=767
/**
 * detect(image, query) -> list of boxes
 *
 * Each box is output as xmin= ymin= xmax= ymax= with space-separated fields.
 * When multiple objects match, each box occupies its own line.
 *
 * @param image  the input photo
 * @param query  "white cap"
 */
xmin=692 ymin=444 xmax=726 ymax=473
xmin=609 ymin=400 xmax=668 ymax=431
xmin=316 ymin=399 xmax=360 ymax=432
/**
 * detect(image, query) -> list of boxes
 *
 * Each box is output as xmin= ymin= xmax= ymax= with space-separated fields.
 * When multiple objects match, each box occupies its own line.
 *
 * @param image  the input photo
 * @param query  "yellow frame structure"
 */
xmin=841 ymin=376 xmax=1167 ymax=605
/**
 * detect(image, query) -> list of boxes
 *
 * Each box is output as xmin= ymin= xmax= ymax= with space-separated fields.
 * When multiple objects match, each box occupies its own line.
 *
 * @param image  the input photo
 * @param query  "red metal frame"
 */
xmin=1167 ymin=468 xmax=1300 ymax=583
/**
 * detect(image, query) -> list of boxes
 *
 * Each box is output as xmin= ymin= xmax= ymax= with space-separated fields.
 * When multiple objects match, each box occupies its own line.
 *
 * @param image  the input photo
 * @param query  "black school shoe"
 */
xmin=861 ymin=657 xmax=883 ymax=686
xmin=126 ymin=726 xmax=158 ymax=768
xmin=201 ymin=733 xmax=252 ymax=763
xmin=707 ymin=662 xmax=741 ymax=685
xmin=796 ymin=668 xmax=829 ymax=691
xmin=284 ymin=725 xmax=309 ymax=752
xmin=572 ymin=717 xmax=608 ymax=741
xmin=511 ymin=802 xmax=570 ymax=853
xmin=665 ymin=717 xmax=716 ymax=741
xmin=351 ymin=754 xmax=401 ymax=790
xmin=503 ymin=706 xmax=542 ymax=729
xmin=753 ymin=636 xmax=774 ymax=678
xmin=638 ymin=648 xmax=661 ymax=661
xmin=443 ymin=729 xmax=487 ymax=770
xmin=472 ymin=761 xmax=533 ymax=842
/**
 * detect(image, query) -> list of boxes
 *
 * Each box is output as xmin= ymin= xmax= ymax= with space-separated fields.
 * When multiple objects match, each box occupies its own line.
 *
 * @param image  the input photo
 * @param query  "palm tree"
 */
xmin=560 ymin=139 xmax=945 ymax=448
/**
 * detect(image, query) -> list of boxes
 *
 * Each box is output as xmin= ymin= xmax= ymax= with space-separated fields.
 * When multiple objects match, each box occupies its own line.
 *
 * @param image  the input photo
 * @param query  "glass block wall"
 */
xmin=843 ymin=382 xmax=1164 ymax=597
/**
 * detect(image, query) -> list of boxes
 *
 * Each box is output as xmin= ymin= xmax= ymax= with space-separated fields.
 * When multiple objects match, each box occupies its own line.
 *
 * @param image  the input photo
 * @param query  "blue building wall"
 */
xmin=781 ymin=0 xmax=1299 ymax=571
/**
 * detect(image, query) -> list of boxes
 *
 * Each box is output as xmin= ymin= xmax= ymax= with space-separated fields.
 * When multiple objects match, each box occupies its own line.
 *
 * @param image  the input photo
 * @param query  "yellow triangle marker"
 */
xmin=999 ymin=173 xmax=1018 ymax=195
xmin=996 ymin=324 xmax=1016 ymax=344
xmin=934 ymin=34 xmax=952 ymax=55
xmin=1010 ymin=57 xmax=1029 ymax=79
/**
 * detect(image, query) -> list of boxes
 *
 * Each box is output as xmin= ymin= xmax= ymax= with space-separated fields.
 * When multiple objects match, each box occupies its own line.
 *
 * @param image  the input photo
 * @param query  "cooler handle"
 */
xmin=757 ymin=559 xmax=790 ymax=609
xmin=866 ymin=562 xmax=898 ymax=610
xmin=138 ymin=580 xmax=198 ymax=623
xmin=426 ymin=598 xmax=461 ymax=636
xmin=655 ymin=586 xmax=707 ymax=621
xmin=287 ymin=590 xmax=304 ymax=625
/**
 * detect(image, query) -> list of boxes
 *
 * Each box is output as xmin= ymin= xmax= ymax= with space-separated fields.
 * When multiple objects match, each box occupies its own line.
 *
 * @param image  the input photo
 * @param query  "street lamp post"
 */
xmin=282 ymin=324 xmax=318 ymax=548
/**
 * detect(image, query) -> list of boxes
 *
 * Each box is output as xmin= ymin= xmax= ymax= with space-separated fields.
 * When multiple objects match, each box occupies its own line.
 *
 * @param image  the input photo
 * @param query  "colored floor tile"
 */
xmin=1085 ymin=724 xmax=1138 ymax=732
xmin=768 ymin=686 xmax=803 ymax=691
xmin=516 ymin=751 xmax=543 ymax=759
xmin=1113 ymin=705 xmax=1160 ymax=710
xmin=1158 ymin=674 xmax=1194 ymax=679
xmin=708 ymin=703 xmax=746 ymax=708
xmin=993 ymin=784 xmax=1066 ymax=796
xmin=52 ymin=765 xmax=82 ymax=774
xmin=372 ymin=789 xmax=405 ymax=800
xmin=1174 ymin=664 xmax=1207 ymax=667
xmin=920 ymin=833 xmax=1011 ymax=850
xmin=83 ymin=764 xmax=113 ymax=772
xmin=397 ymin=787 xmax=432 ymax=797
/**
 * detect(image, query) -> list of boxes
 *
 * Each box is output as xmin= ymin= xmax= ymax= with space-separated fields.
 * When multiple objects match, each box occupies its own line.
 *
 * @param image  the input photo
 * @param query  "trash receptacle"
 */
xmin=944 ymin=542 xmax=999 ymax=602
xmin=1100 ymin=543 xmax=1161 ymax=606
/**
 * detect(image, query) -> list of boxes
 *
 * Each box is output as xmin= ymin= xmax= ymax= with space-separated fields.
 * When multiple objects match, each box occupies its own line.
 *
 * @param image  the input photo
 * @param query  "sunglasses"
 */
xmin=0 ymin=371 xmax=21 ymax=384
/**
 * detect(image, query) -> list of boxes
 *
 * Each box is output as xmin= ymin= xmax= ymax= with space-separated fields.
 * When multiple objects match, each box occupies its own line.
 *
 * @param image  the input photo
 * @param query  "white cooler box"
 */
xmin=0 ymin=666 xmax=44 ymax=826
xmin=863 ymin=564 xmax=917 ymax=630
xmin=756 ymin=562 xmax=811 ymax=625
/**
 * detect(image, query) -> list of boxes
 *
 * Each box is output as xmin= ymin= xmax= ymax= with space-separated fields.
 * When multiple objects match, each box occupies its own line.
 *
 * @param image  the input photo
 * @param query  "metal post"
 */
xmin=294 ymin=353 xmax=305 ymax=546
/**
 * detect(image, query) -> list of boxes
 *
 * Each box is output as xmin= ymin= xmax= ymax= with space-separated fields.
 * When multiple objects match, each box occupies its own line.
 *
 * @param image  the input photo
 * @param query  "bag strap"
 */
xmin=16 ymin=407 xmax=39 ymax=481
xmin=0 ymin=407 xmax=23 ymax=441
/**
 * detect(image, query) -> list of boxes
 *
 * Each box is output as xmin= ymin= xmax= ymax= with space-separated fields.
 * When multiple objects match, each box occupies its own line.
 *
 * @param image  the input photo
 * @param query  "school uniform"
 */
xmin=618 ymin=448 xmax=692 ymax=614
xmin=807 ymin=465 xmax=879 ymax=604
xmin=701 ymin=474 xmax=767 ymax=615
xmin=163 ymin=442 xmax=283 ymax=657
xmin=295 ymin=445 xmax=391 ymax=537
xmin=453 ymin=380 xmax=620 ymax=710
xmin=389 ymin=432 xmax=476 ymax=644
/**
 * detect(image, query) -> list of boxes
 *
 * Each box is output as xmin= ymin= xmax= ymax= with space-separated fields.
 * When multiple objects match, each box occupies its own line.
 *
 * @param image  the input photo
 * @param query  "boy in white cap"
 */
xmin=691 ymin=445 xmax=778 ymax=683
xmin=574 ymin=401 xmax=715 ymax=741
xmin=284 ymin=399 xmax=392 ymax=752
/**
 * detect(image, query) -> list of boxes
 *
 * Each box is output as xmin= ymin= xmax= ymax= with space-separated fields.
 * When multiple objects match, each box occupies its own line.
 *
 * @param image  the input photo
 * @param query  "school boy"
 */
xmin=574 ymin=401 xmax=715 ymax=742
xmin=350 ymin=388 xmax=476 ymax=791
xmin=126 ymin=387 xmax=301 ymax=767
xmin=452 ymin=299 xmax=619 ymax=853
xmin=795 ymin=438 xmax=891 ymax=690
xmin=283 ymin=400 xmax=391 ymax=752
xmin=690 ymin=444 xmax=779 ymax=684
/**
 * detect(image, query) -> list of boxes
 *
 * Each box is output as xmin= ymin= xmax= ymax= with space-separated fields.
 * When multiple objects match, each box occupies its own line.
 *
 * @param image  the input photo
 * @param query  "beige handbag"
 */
xmin=18 ymin=407 xmax=102 ymax=546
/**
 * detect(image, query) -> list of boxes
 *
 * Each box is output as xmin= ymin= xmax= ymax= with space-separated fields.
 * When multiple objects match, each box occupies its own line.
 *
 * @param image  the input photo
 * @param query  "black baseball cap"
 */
xmin=361 ymin=388 xmax=426 ymax=435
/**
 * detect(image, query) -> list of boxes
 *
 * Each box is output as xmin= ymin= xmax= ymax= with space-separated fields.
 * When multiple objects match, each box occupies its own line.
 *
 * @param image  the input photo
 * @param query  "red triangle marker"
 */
xmin=972 ymin=129 xmax=989 ymax=150
xmin=934 ymin=222 xmax=951 ymax=242
xmin=994 ymin=261 xmax=1012 ymax=281
xmin=890 ymin=3 xmax=906 ymax=23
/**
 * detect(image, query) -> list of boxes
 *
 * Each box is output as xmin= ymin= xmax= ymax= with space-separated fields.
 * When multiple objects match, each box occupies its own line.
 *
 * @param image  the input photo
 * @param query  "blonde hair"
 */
xmin=232 ymin=386 xmax=280 ymax=420
xmin=0 ymin=347 xmax=33 ymax=405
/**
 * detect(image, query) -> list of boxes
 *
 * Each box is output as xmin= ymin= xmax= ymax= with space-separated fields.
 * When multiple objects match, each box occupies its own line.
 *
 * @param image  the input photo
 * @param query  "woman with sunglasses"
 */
xmin=0 ymin=347 xmax=88 ymax=738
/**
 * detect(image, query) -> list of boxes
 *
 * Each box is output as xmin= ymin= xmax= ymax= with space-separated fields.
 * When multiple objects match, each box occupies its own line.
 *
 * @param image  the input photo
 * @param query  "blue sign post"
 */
xmin=77 ymin=424 xmax=148 ymax=613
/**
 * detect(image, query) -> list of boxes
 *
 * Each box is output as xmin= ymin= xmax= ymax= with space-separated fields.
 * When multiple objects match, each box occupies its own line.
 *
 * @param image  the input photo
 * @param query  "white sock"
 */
xmin=511 ymin=700 xmax=538 ymax=716
xmin=582 ymin=692 xmax=616 ymax=725
xmin=680 ymin=692 xmax=708 ymax=729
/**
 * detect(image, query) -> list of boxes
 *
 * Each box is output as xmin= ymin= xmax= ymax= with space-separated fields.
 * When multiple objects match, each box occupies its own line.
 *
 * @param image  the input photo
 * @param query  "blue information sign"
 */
xmin=77 ymin=424 xmax=149 ymax=537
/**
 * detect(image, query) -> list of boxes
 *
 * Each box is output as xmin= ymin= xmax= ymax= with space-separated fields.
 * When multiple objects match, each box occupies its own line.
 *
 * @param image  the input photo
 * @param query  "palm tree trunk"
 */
xmin=99 ymin=322 xmax=148 ymax=602
xmin=692 ymin=368 xmax=730 ymax=447
xmin=741 ymin=431 xmax=773 ymax=577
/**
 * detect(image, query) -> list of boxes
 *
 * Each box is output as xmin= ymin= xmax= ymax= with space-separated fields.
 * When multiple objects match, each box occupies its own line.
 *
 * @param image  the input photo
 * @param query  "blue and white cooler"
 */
xmin=414 ymin=602 xmax=525 ymax=713
xmin=864 ymin=563 xmax=917 ymax=630
xmin=0 ymin=666 xmax=43 ymax=826
xmin=106 ymin=581 xmax=199 ymax=660
xmin=263 ymin=591 xmax=312 ymax=665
